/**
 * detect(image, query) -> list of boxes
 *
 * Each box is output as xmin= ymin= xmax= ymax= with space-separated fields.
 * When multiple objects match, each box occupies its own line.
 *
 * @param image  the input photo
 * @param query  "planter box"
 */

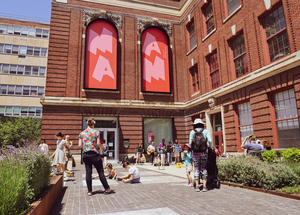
xmin=27 ymin=175 xmax=63 ymax=215
xmin=221 ymin=181 xmax=300 ymax=201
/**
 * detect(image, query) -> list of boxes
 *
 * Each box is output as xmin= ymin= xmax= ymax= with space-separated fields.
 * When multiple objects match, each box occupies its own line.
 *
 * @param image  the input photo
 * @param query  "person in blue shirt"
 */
xmin=241 ymin=135 xmax=265 ymax=154
xmin=189 ymin=118 xmax=213 ymax=192
xmin=182 ymin=144 xmax=193 ymax=187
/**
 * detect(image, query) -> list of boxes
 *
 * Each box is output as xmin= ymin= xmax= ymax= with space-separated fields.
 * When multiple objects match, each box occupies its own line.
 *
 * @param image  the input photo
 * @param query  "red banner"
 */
xmin=142 ymin=28 xmax=170 ymax=93
xmin=85 ymin=20 xmax=117 ymax=90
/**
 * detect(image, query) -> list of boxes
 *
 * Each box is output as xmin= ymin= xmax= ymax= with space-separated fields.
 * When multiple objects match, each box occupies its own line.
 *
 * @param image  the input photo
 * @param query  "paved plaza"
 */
xmin=50 ymin=160 xmax=300 ymax=215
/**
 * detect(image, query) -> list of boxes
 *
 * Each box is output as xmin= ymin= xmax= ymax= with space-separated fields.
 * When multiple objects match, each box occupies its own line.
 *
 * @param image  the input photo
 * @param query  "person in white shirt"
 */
xmin=118 ymin=161 xmax=140 ymax=183
xmin=147 ymin=141 xmax=156 ymax=164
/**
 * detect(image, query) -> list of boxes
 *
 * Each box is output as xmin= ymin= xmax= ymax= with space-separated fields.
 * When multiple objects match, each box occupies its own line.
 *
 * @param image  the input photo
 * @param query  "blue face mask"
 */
xmin=195 ymin=128 xmax=204 ymax=132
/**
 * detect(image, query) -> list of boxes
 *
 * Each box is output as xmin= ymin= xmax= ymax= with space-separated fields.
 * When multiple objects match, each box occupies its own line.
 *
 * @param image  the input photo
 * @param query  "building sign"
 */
xmin=141 ymin=28 xmax=170 ymax=93
xmin=85 ymin=20 xmax=118 ymax=90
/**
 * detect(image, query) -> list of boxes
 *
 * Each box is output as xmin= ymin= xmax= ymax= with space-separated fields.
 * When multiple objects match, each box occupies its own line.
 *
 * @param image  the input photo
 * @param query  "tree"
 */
xmin=0 ymin=116 xmax=41 ymax=147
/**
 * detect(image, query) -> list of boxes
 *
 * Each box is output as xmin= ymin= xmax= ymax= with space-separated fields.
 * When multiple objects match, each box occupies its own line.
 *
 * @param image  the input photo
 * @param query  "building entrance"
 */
xmin=211 ymin=113 xmax=224 ymax=154
xmin=83 ymin=118 xmax=119 ymax=161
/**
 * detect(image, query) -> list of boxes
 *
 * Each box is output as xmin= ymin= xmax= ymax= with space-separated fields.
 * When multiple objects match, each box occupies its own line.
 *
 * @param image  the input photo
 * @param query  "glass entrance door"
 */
xmin=97 ymin=128 xmax=118 ymax=161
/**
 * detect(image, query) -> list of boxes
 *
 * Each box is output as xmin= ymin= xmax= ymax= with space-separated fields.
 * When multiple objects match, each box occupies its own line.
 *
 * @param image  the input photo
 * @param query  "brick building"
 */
xmin=42 ymin=0 xmax=300 ymax=160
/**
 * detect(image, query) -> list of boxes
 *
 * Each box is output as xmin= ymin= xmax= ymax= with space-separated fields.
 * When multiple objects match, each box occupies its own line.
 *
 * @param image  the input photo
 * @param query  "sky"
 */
xmin=0 ymin=0 xmax=52 ymax=23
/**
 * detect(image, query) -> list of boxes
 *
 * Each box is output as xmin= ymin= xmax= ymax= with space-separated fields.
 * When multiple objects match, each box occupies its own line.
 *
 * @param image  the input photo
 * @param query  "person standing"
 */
xmin=158 ymin=139 xmax=166 ymax=170
xmin=79 ymin=119 xmax=112 ymax=196
xmin=166 ymin=141 xmax=173 ymax=164
xmin=174 ymin=139 xmax=182 ymax=168
xmin=182 ymin=144 xmax=193 ymax=187
xmin=102 ymin=140 xmax=108 ymax=167
xmin=51 ymin=132 xmax=67 ymax=173
xmin=65 ymin=135 xmax=75 ymax=170
xmin=147 ymin=141 xmax=156 ymax=165
xmin=39 ymin=139 xmax=49 ymax=155
xmin=189 ymin=118 xmax=212 ymax=192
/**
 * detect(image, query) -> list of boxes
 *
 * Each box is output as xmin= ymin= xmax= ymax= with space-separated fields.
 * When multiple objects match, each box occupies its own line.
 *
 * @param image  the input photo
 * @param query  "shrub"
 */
xmin=279 ymin=185 xmax=300 ymax=194
xmin=284 ymin=161 xmax=300 ymax=178
xmin=281 ymin=148 xmax=300 ymax=162
xmin=217 ymin=156 xmax=299 ymax=190
xmin=0 ymin=145 xmax=51 ymax=215
xmin=262 ymin=150 xmax=277 ymax=163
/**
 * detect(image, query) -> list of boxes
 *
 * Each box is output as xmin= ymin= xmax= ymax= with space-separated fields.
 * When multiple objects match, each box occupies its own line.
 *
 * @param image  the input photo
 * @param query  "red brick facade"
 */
xmin=42 ymin=0 xmax=300 ymax=156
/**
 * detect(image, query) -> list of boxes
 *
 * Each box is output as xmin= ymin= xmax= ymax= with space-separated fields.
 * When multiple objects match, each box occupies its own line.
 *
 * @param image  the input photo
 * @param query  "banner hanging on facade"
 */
xmin=85 ymin=20 xmax=118 ymax=90
xmin=141 ymin=28 xmax=170 ymax=93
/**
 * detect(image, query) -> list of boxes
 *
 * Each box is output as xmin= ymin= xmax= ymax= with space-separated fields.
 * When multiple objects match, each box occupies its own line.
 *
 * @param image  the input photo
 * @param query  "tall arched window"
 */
xmin=85 ymin=20 xmax=118 ymax=90
xmin=141 ymin=27 xmax=170 ymax=93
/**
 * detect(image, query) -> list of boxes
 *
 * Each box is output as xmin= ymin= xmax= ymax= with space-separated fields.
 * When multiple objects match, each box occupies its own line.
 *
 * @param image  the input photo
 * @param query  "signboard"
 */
xmin=85 ymin=20 xmax=118 ymax=90
xmin=141 ymin=28 xmax=170 ymax=93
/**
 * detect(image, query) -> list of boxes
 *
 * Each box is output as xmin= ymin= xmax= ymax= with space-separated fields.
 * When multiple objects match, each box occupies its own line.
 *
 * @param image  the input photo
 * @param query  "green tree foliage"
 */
xmin=0 ymin=116 xmax=41 ymax=147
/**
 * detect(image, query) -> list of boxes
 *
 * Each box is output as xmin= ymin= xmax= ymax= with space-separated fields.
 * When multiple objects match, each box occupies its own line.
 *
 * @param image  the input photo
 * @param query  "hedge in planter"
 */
xmin=217 ymin=156 xmax=299 ymax=190
xmin=0 ymin=146 xmax=51 ymax=215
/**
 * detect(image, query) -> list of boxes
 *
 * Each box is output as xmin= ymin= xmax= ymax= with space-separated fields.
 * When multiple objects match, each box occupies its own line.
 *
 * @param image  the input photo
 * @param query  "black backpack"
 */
xmin=191 ymin=131 xmax=207 ymax=152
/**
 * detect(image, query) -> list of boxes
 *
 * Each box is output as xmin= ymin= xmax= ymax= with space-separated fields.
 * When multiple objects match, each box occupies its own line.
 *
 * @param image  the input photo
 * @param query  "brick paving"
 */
xmin=50 ymin=162 xmax=300 ymax=215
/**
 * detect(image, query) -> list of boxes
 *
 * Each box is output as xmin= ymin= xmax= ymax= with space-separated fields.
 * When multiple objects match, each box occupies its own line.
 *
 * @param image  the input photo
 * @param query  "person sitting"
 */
xmin=39 ymin=139 xmax=49 ymax=155
xmin=241 ymin=135 xmax=265 ymax=154
xmin=118 ymin=161 xmax=140 ymax=183
xmin=105 ymin=163 xmax=117 ymax=179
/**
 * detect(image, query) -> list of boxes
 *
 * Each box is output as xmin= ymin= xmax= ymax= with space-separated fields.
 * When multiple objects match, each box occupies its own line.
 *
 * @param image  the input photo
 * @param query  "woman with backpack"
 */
xmin=189 ymin=118 xmax=212 ymax=192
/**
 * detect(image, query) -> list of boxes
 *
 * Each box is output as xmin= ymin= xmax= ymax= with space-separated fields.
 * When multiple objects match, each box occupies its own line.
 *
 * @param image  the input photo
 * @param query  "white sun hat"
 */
xmin=193 ymin=118 xmax=205 ymax=125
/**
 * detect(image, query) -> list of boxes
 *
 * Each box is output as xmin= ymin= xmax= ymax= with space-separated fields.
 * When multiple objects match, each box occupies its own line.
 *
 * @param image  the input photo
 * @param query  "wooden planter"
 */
xmin=27 ymin=175 xmax=63 ymax=215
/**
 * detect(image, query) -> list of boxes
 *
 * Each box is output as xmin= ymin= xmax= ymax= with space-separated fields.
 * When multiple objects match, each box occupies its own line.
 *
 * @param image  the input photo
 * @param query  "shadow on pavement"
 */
xmin=49 ymin=186 xmax=68 ymax=215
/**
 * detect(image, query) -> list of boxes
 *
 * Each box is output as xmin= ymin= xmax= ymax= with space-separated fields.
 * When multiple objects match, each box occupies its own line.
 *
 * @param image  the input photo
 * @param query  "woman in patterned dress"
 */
xmin=79 ymin=119 xmax=113 ymax=196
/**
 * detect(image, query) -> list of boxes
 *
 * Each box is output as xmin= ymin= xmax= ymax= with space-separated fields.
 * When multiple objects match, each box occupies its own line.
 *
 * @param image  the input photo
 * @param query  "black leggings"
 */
xmin=82 ymin=151 xmax=110 ymax=192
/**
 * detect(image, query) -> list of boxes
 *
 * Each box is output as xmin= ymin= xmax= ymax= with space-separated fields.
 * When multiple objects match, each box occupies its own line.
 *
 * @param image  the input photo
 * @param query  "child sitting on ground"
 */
xmin=118 ymin=161 xmax=140 ymax=183
xmin=182 ymin=144 xmax=193 ymax=187
xmin=105 ymin=163 xmax=117 ymax=179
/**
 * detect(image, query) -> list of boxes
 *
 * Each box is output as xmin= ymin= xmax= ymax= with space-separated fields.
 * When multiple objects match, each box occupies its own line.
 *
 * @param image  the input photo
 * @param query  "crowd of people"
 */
xmin=41 ymin=117 xmax=266 ymax=195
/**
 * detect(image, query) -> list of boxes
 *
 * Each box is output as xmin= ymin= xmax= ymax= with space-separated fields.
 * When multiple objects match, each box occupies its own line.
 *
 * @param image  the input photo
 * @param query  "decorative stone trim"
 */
xmin=82 ymin=9 xmax=122 ymax=29
xmin=137 ymin=17 xmax=172 ymax=35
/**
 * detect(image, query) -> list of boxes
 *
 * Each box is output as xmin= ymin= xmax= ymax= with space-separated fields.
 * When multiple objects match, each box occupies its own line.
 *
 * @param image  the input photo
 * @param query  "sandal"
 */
xmin=104 ymin=189 xmax=114 ymax=195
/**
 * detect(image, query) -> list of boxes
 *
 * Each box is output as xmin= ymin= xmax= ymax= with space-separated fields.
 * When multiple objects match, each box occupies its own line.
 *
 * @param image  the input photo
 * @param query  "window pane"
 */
xmin=14 ymin=26 xmax=22 ymax=35
xmin=30 ymin=86 xmax=37 ymax=96
xmin=33 ymin=47 xmax=40 ymax=56
xmin=264 ymin=6 xmax=286 ymax=38
xmin=29 ymin=107 xmax=36 ymax=116
xmin=268 ymin=31 xmax=290 ymax=62
xmin=15 ymin=86 xmax=22 ymax=95
xmin=10 ymin=65 xmax=17 ymax=74
xmin=13 ymin=106 xmax=21 ymax=116
xmin=42 ymin=29 xmax=49 ymax=38
xmin=12 ymin=45 xmax=19 ymax=54
xmin=19 ymin=46 xmax=27 ymax=55
xmin=5 ymin=106 xmax=13 ymax=116
xmin=41 ymin=48 xmax=47 ymax=57
xmin=23 ymin=86 xmax=30 ymax=95
xmin=227 ymin=0 xmax=240 ymax=15
xmin=28 ymin=28 xmax=35 ymax=37
xmin=39 ymin=67 xmax=46 ymax=76
xmin=7 ymin=26 xmax=13 ymax=34
xmin=4 ymin=44 xmax=12 ymax=54
xmin=238 ymin=102 xmax=253 ymax=125
xmin=17 ymin=65 xmax=25 ymax=75
xmin=27 ymin=46 xmax=33 ymax=55
xmin=36 ymin=107 xmax=42 ymax=116
xmin=21 ymin=27 xmax=28 ymax=36
xmin=8 ymin=85 xmax=15 ymax=95
xmin=21 ymin=107 xmax=29 ymax=116
xmin=0 ymin=43 xmax=4 ymax=53
xmin=36 ymin=28 xmax=42 ymax=38
xmin=0 ymin=85 xmax=7 ymax=94
xmin=0 ymin=64 xmax=2 ymax=73
xmin=0 ymin=25 xmax=7 ymax=34
xmin=25 ymin=66 xmax=32 ymax=75
xmin=2 ymin=64 xmax=9 ymax=73
xmin=38 ymin=87 xmax=44 ymax=96
xmin=32 ymin=66 xmax=39 ymax=75
xmin=0 ymin=106 xmax=5 ymax=115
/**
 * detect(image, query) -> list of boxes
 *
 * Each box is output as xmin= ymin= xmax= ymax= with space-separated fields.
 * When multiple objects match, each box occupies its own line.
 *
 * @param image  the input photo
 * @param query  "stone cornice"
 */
xmin=82 ymin=9 xmax=123 ymax=29
xmin=41 ymin=51 xmax=300 ymax=109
